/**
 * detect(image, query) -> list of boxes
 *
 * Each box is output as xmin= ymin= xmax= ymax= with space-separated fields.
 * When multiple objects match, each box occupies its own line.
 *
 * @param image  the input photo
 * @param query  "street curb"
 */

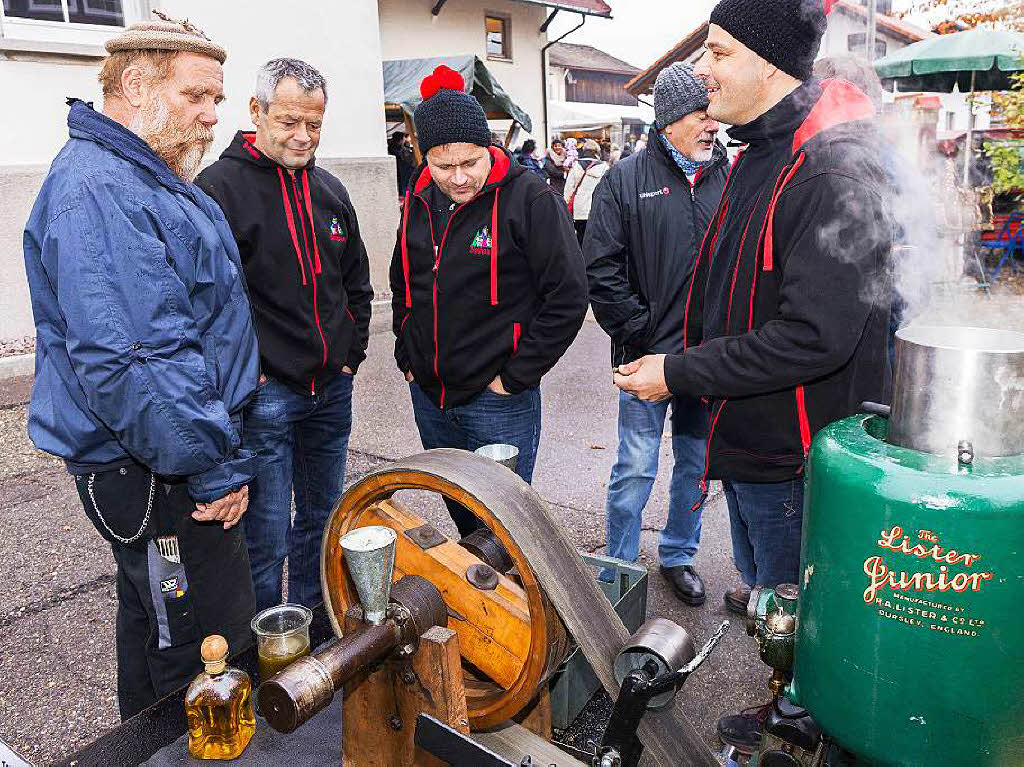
xmin=0 ymin=353 xmax=34 ymax=381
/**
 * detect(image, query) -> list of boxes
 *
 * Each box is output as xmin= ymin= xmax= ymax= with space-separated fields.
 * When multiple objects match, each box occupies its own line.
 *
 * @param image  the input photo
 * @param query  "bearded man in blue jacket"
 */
xmin=23 ymin=17 xmax=259 ymax=718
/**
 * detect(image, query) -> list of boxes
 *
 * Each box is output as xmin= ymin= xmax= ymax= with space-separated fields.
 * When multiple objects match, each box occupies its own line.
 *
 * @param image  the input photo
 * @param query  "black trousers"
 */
xmin=75 ymin=464 xmax=256 ymax=719
xmin=574 ymin=218 xmax=588 ymax=247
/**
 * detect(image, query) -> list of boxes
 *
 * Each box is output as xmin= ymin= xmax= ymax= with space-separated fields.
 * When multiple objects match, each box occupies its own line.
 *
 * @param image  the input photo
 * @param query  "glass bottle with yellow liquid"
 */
xmin=185 ymin=635 xmax=256 ymax=760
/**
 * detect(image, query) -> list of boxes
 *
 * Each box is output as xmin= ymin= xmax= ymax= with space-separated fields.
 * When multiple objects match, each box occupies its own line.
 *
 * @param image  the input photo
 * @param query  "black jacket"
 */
xmin=543 ymin=153 xmax=567 ymax=196
xmin=668 ymin=79 xmax=893 ymax=485
xmin=389 ymin=141 xmax=416 ymax=196
xmin=584 ymin=127 xmax=728 ymax=367
xmin=390 ymin=146 xmax=588 ymax=409
xmin=196 ymin=131 xmax=374 ymax=396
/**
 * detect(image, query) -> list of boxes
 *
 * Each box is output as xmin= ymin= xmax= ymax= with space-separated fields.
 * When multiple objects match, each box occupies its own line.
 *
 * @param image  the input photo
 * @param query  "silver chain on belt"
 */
xmin=87 ymin=470 xmax=156 ymax=544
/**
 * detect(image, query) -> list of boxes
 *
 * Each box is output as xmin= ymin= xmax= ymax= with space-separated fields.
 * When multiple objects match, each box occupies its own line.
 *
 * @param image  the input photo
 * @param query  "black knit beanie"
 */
xmin=710 ymin=0 xmax=826 ymax=81
xmin=413 ymin=65 xmax=492 ymax=155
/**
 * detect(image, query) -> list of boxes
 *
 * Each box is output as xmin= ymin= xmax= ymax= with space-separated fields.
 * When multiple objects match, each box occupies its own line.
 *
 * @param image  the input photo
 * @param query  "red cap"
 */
xmin=420 ymin=64 xmax=465 ymax=100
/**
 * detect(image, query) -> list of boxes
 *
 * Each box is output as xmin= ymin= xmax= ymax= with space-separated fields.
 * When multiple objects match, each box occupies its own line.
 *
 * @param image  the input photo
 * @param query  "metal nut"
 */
xmin=388 ymin=715 xmax=403 ymax=731
xmin=466 ymin=563 xmax=499 ymax=590
xmin=400 ymin=669 xmax=416 ymax=684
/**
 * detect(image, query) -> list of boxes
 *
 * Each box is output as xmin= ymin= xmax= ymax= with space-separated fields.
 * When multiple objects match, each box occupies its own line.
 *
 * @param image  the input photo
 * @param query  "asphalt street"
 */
xmin=0 ymin=314 xmax=767 ymax=765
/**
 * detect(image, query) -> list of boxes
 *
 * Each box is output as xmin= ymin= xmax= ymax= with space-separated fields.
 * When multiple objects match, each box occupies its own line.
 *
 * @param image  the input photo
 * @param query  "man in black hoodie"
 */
xmin=196 ymin=58 xmax=373 ymax=612
xmin=613 ymin=0 xmax=892 ymax=752
xmin=391 ymin=65 xmax=588 ymax=536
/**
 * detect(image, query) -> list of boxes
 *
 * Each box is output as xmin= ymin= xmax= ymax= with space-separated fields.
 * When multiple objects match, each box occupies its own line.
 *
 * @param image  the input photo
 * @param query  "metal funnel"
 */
xmin=339 ymin=526 xmax=397 ymax=625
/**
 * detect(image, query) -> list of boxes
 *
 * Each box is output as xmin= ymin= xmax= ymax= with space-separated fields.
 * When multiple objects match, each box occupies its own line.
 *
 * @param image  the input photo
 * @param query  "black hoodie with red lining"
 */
xmin=391 ymin=145 xmax=588 ymax=409
xmin=668 ymin=78 xmax=893 ymax=487
xmin=196 ymin=131 xmax=373 ymax=396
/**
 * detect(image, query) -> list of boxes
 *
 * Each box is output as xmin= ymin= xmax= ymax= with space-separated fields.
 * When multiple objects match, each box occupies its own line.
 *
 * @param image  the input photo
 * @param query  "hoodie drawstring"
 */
xmin=490 ymin=188 xmax=500 ymax=306
xmin=301 ymin=169 xmax=322 ymax=274
xmin=401 ymin=192 xmax=412 ymax=309
xmin=277 ymin=168 xmax=307 ymax=286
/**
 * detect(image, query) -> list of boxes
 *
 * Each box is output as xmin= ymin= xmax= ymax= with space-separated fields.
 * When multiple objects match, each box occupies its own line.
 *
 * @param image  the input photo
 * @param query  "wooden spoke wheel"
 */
xmin=321 ymin=450 xmax=569 ymax=731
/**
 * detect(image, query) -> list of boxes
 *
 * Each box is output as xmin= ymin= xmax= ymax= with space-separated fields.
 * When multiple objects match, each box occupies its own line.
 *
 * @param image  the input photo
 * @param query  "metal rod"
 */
xmin=539 ymin=8 xmax=559 ymax=33
xmin=258 ymin=622 xmax=399 ymax=733
xmin=431 ymin=0 xmax=448 ymax=15
xmin=963 ymin=70 xmax=977 ymax=187
xmin=541 ymin=13 xmax=586 ymax=144
xmin=866 ymin=0 xmax=877 ymax=62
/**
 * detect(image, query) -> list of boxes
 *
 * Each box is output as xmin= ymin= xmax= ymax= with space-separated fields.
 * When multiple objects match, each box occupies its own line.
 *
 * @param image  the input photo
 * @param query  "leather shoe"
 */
xmin=659 ymin=564 xmax=705 ymax=606
xmin=724 ymin=584 xmax=752 ymax=616
xmin=717 ymin=702 xmax=772 ymax=755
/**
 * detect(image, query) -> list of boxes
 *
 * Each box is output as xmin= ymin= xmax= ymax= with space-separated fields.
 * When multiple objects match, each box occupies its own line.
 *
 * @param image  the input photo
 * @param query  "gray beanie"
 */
xmin=654 ymin=63 xmax=710 ymax=129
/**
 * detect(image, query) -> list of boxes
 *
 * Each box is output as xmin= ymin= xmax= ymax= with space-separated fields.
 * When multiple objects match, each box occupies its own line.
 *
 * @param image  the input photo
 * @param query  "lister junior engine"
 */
xmin=749 ymin=325 xmax=1024 ymax=766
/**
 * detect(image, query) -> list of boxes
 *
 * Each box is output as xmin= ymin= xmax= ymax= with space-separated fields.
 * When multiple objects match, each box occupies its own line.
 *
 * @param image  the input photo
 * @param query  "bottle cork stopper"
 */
xmin=201 ymin=634 xmax=229 ymax=668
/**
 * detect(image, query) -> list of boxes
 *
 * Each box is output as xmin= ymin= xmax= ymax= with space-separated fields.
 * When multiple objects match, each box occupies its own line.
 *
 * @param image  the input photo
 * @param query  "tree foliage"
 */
xmin=985 ymin=71 xmax=1024 ymax=195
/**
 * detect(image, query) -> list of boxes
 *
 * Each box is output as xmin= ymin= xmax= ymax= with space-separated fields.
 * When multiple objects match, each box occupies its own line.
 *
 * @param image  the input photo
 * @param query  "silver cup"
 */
xmin=475 ymin=443 xmax=519 ymax=472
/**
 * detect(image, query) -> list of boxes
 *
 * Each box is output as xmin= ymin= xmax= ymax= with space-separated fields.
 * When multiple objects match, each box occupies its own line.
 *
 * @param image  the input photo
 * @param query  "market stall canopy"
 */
xmin=874 ymin=28 xmax=1024 ymax=92
xmin=382 ymin=54 xmax=532 ymax=133
xmin=548 ymin=100 xmax=654 ymax=133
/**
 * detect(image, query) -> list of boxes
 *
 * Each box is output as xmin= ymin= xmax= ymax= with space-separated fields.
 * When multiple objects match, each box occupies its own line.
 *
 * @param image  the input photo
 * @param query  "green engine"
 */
xmin=747 ymin=326 xmax=1024 ymax=766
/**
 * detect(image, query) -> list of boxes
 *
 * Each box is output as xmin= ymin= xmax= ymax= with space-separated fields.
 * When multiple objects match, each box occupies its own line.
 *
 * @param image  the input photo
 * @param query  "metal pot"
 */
xmin=889 ymin=325 xmax=1024 ymax=458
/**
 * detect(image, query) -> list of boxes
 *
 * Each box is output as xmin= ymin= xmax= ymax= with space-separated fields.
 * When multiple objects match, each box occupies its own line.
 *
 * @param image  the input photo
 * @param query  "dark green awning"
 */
xmin=382 ymin=54 xmax=533 ymax=133
xmin=874 ymin=28 xmax=1024 ymax=92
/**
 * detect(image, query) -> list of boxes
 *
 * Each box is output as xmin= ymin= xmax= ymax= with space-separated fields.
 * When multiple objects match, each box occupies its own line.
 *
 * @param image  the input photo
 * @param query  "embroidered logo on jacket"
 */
xmin=330 ymin=215 xmax=347 ymax=242
xmin=468 ymin=225 xmax=493 ymax=256
xmin=638 ymin=187 xmax=671 ymax=200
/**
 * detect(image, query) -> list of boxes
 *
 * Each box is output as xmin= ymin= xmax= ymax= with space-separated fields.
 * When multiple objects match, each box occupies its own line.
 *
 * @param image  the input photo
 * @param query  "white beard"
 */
xmin=131 ymin=93 xmax=212 ymax=182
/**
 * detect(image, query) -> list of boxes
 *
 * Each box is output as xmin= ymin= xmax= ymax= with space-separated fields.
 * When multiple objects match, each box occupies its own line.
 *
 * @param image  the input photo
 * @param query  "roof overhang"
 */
xmin=626 ymin=22 xmax=707 ymax=96
xmin=511 ymin=0 xmax=612 ymax=19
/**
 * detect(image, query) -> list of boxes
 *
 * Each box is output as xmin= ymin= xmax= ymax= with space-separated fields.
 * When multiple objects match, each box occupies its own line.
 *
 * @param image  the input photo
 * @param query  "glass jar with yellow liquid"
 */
xmin=251 ymin=603 xmax=312 ymax=681
xmin=185 ymin=635 xmax=256 ymax=760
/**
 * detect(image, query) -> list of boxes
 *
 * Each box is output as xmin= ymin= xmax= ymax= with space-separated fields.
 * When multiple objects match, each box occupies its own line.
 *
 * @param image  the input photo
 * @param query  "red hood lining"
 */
xmin=413 ymin=146 xmax=512 ymax=196
xmin=792 ymin=78 xmax=876 ymax=155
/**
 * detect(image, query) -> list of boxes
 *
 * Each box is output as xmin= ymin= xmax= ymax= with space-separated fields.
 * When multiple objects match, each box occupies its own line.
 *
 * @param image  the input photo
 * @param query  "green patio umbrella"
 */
xmin=874 ymin=28 xmax=1024 ymax=183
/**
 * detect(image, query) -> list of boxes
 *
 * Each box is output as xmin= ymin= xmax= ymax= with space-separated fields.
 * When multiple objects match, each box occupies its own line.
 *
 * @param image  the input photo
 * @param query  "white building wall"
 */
xmin=0 ymin=0 xmax=397 ymax=342
xmin=377 ymin=0 xmax=548 ymax=140
xmin=0 ymin=0 xmax=387 ymax=166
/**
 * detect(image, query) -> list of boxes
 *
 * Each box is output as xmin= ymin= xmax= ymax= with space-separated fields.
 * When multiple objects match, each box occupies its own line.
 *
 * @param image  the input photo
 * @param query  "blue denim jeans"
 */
xmin=723 ymin=477 xmax=805 ymax=588
xmin=409 ymin=381 xmax=541 ymax=536
xmin=242 ymin=373 xmax=353 ymax=612
xmin=605 ymin=392 xmax=708 ymax=571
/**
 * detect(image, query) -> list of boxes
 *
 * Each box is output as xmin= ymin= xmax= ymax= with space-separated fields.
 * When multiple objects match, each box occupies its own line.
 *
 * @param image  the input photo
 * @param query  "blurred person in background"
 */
xmin=564 ymin=137 xmax=609 ymax=245
xmin=515 ymin=138 xmax=545 ymax=177
xmin=544 ymin=137 xmax=568 ymax=195
xmin=388 ymin=129 xmax=417 ymax=196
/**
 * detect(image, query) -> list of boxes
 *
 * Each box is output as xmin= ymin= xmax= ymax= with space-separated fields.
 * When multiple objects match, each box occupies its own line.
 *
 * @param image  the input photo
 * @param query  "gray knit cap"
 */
xmin=654 ymin=63 xmax=710 ymax=129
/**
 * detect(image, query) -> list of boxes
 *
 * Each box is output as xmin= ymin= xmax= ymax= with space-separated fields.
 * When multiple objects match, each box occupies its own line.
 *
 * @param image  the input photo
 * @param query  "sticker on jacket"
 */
xmin=468 ymin=226 xmax=492 ymax=256
xmin=160 ymin=576 xmax=186 ymax=598
xmin=330 ymin=215 xmax=347 ymax=242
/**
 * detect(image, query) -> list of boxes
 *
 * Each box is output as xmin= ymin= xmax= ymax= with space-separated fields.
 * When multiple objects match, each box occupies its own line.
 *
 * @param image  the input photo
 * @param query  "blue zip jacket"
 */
xmin=23 ymin=100 xmax=260 ymax=503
